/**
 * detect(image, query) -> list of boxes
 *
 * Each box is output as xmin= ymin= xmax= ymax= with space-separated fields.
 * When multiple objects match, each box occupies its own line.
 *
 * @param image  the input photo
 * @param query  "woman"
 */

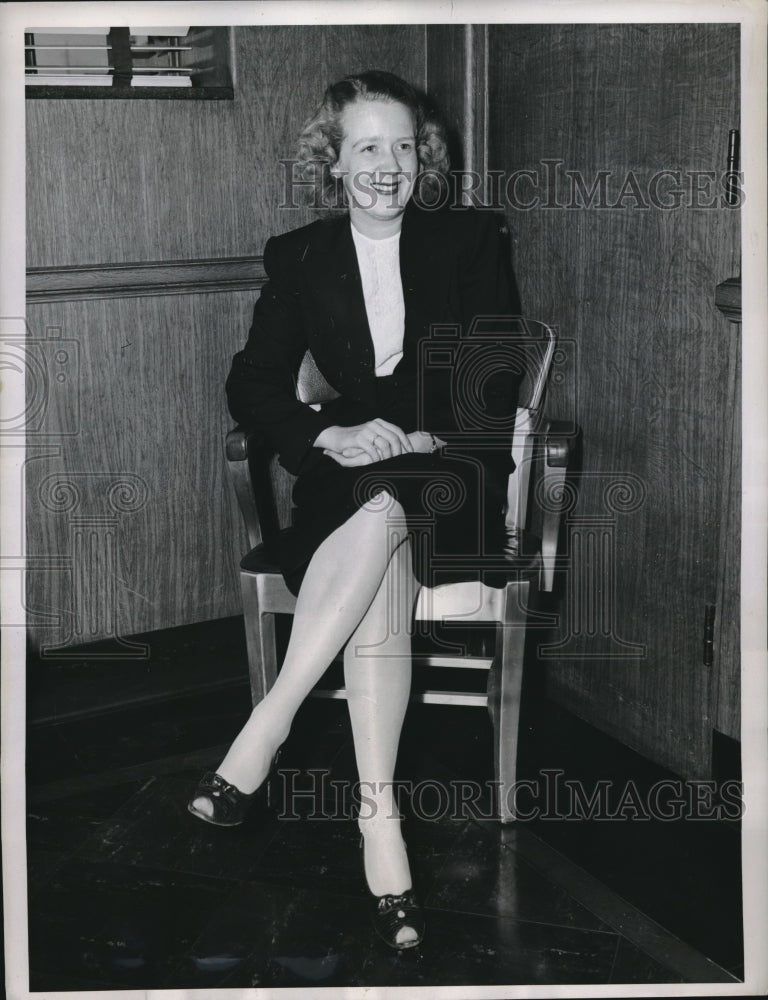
xmin=189 ymin=70 xmax=520 ymax=950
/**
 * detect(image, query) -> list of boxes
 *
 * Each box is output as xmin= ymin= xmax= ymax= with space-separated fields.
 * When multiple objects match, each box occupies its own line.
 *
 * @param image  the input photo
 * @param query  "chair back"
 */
xmin=510 ymin=318 xmax=557 ymax=414
xmin=500 ymin=319 xmax=558 ymax=532
xmin=297 ymin=351 xmax=340 ymax=406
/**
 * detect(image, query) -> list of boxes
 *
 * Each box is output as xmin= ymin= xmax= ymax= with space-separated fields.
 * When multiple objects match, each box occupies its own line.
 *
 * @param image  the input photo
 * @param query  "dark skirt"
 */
xmin=277 ymin=446 xmax=512 ymax=596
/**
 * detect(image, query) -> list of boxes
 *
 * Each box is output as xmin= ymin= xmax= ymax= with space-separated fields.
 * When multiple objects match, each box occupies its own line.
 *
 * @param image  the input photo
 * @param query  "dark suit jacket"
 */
xmin=226 ymin=200 xmax=521 ymax=476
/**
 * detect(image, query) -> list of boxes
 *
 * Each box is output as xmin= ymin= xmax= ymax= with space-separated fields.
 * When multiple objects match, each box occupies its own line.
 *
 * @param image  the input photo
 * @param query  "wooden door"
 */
xmin=483 ymin=23 xmax=741 ymax=779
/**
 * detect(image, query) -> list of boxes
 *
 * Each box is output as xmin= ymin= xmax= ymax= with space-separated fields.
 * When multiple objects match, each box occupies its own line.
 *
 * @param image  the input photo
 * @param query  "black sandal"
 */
xmin=188 ymin=748 xmax=283 ymax=827
xmin=372 ymin=890 xmax=425 ymax=950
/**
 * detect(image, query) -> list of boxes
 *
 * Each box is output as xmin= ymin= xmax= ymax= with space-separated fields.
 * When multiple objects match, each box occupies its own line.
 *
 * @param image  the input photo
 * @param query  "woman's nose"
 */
xmin=377 ymin=146 xmax=402 ymax=175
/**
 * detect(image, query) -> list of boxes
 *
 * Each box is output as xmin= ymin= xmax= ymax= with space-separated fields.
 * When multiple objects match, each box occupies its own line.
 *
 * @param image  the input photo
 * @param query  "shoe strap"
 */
xmin=198 ymin=771 xmax=250 ymax=821
xmin=377 ymin=890 xmax=417 ymax=912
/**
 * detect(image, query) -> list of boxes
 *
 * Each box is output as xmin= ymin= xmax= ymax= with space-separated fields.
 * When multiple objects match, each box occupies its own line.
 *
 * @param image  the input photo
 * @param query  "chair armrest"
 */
xmin=226 ymin=425 xmax=262 ymax=463
xmin=225 ymin=425 xmax=265 ymax=550
xmin=544 ymin=419 xmax=575 ymax=468
xmin=539 ymin=419 xmax=579 ymax=592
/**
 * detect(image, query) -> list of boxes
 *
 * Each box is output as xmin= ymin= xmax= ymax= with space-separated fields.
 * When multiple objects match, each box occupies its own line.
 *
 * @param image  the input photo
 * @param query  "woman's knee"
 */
xmin=361 ymin=489 xmax=405 ymax=521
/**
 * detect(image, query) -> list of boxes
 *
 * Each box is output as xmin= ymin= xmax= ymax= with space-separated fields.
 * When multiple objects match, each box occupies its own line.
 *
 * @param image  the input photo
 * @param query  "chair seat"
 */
xmin=241 ymin=528 xmax=542 ymax=579
xmin=240 ymin=537 xmax=285 ymax=575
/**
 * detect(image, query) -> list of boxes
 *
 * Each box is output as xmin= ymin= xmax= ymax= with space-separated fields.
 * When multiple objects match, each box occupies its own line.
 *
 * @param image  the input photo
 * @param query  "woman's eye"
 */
xmin=362 ymin=144 xmax=376 ymax=153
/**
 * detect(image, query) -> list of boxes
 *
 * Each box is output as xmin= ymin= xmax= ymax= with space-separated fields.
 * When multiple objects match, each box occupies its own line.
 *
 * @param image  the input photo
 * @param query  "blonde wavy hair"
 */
xmin=297 ymin=70 xmax=450 ymax=209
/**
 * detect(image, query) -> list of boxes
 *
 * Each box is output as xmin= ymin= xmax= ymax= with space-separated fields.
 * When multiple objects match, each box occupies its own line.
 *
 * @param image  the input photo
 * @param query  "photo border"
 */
xmin=2 ymin=2 xmax=766 ymax=998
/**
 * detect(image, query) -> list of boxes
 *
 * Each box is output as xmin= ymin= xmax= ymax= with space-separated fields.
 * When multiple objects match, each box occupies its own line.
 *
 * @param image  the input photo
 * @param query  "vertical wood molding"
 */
xmin=464 ymin=24 xmax=489 ymax=200
xmin=712 ymin=316 xmax=741 ymax=741
xmin=426 ymin=24 xmax=489 ymax=200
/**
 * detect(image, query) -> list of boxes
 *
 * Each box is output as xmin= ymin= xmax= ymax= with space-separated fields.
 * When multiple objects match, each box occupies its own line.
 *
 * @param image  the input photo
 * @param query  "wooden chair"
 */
xmin=225 ymin=318 xmax=573 ymax=822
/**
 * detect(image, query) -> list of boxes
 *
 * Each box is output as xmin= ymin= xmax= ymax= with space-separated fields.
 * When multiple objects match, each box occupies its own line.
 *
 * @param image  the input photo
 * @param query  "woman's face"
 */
xmin=333 ymin=98 xmax=419 ymax=234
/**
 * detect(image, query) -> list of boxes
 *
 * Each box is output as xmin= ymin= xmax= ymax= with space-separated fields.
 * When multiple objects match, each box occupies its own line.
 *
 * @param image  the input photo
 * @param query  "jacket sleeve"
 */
xmin=457 ymin=209 xmax=524 ymax=426
xmin=225 ymin=235 xmax=337 ymax=475
xmin=459 ymin=208 xmax=520 ymax=326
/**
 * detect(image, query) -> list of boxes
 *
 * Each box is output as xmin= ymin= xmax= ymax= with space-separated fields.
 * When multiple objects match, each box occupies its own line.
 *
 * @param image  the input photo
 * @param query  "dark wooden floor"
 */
xmin=25 ymin=617 xmax=743 ymax=990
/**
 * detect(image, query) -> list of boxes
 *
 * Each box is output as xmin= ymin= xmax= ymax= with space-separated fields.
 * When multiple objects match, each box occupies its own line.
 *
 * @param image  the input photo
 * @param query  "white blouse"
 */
xmin=350 ymin=224 xmax=405 ymax=377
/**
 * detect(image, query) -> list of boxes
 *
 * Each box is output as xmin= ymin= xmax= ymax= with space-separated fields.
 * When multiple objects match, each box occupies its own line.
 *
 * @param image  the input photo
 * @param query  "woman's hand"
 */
xmin=315 ymin=419 xmax=413 ymax=466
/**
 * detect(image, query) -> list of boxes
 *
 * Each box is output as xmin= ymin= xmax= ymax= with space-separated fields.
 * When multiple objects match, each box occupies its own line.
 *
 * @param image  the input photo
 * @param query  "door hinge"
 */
xmin=703 ymin=604 xmax=716 ymax=667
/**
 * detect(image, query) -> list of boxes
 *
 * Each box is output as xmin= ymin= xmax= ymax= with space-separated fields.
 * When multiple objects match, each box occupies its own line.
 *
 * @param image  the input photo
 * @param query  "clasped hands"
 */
xmin=314 ymin=420 xmax=445 ymax=467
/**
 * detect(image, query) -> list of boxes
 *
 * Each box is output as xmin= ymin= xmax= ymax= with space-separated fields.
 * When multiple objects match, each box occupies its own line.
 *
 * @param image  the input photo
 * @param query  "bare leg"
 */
xmin=193 ymin=492 xmax=406 ymax=812
xmin=345 ymin=535 xmax=421 ymax=944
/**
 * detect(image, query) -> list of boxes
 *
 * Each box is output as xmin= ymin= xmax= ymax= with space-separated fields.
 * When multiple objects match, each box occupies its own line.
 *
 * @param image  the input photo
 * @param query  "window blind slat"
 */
xmin=25 ymin=26 xmax=232 ymax=96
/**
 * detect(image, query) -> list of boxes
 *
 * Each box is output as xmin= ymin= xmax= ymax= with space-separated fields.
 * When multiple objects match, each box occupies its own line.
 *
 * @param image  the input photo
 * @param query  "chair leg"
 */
xmin=239 ymin=572 xmax=279 ymax=707
xmin=487 ymin=578 xmax=532 ymax=823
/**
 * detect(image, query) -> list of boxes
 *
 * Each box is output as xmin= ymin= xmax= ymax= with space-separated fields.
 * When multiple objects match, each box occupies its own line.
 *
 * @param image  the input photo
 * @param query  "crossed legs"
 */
xmin=345 ymin=525 xmax=418 ymax=896
xmin=194 ymin=493 xmax=419 ymax=908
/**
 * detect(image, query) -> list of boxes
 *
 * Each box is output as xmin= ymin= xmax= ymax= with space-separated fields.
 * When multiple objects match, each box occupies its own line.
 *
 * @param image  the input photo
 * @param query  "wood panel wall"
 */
xmin=487 ymin=24 xmax=741 ymax=776
xmin=25 ymin=25 xmax=427 ymax=651
xmin=26 ymin=26 xmax=427 ymax=267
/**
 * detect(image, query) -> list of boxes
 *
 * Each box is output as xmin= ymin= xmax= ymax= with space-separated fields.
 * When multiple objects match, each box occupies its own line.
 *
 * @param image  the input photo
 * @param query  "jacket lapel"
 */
xmin=306 ymin=202 xmax=448 ymax=387
xmin=399 ymin=200 xmax=449 ymax=365
xmin=313 ymin=215 xmax=375 ymax=382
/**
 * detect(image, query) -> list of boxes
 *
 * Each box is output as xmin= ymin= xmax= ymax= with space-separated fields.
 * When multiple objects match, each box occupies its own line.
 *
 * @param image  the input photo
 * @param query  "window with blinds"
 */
xmin=25 ymin=26 xmax=233 ymax=98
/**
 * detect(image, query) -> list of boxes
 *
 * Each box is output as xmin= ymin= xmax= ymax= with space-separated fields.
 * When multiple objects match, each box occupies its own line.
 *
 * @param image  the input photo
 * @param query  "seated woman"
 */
xmin=188 ymin=69 xmax=520 ymax=951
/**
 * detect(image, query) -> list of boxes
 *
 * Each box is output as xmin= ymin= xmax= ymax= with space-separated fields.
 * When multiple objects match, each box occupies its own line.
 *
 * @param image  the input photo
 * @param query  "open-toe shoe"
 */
xmin=187 ymin=747 xmax=283 ymax=827
xmin=372 ymin=889 xmax=425 ymax=950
